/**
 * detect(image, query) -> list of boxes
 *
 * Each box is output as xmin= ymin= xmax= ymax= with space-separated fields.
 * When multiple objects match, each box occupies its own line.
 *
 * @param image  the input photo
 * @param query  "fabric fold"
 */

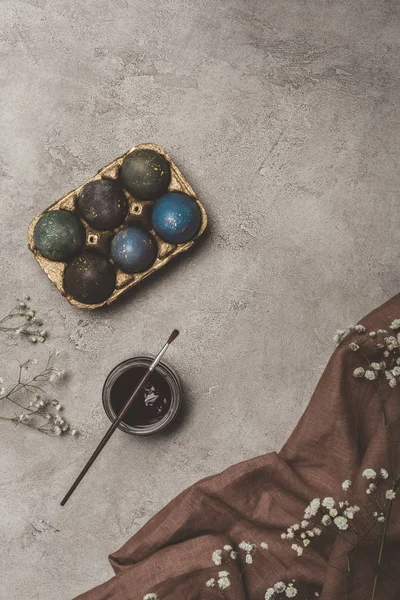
xmin=75 ymin=293 xmax=400 ymax=600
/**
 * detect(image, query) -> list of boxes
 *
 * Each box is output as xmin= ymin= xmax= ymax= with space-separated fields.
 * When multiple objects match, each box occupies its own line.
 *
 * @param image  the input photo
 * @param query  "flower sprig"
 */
xmin=207 ymin=541 xmax=269 ymax=591
xmin=334 ymin=318 xmax=400 ymax=388
xmin=0 ymin=353 xmax=77 ymax=436
xmin=0 ymin=297 xmax=47 ymax=343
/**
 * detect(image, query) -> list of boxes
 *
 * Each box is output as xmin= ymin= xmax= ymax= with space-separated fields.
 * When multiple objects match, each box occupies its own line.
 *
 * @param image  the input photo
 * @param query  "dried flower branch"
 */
xmin=0 ymin=352 xmax=77 ymax=436
xmin=333 ymin=319 xmax=400 ymax=599
xmin=0 ymin=297 xmax=47 ymax=343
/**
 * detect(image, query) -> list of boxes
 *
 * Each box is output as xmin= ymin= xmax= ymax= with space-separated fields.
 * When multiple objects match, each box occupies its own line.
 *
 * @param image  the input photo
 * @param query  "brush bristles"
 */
xmin=167 ymin=329 xmax=179 ymax=344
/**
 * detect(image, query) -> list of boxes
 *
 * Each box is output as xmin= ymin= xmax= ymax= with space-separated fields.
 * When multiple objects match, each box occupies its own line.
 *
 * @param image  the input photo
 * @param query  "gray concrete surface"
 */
xmin=0 ymin=0 xmax=399 ymax=598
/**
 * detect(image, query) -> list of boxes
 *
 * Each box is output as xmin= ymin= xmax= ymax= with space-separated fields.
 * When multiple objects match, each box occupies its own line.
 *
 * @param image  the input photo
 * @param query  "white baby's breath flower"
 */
xmin=238 ymin=541 xmax=254 ymax=553
xmin=230 ymin=550 xmax=238 ymax=560
xmin=260 ymin=542 xmax=269 ymax=550
xmin=206 ymin=578 xmax=215 ymax=588
xmin=390 ymin=319 xmax=400 ymax=330
xmin=368 ymin=483 xmax=377 ymax=492
xmin=363 ymin=469 xmax=377 ymax=480
xmin=285 ymin=585 xmax=298 ymax=598
xmin=370 ymin=362 xmax=381 ymax=371
xmin=305 ymin=498 xmax=321 ymax=518
xmin=322 ymin=497 xmax=335 ymax=509
xmin=274 ymin=582 xmax=286 ymax=593
xmin=342 ymin=479 xmax=352 ymax=490
xmin=306 ymin=530 xmax=314 ymax=537
xmin=380 ymin=468 xmax=389 ymax=479
xmin=391 ymin=366 xmax=400 ymax=377
xmin=70 ymin=429 xmax=78 ymax=436
xmin=281 ymin=533 xmax=287 ymax=539
xmin=291 ymin=544 xmax=303 ymax=557
xmin=329 ymin=508 xmax=338 ymax=517
xmin=143 ymin=594 xmax=157 ymax=600
xmin=321 ymin=515 xmax=331 ymax=526
xmin=349 ymin=342 xmax=359 ymax=352
xmin=292 ymin=524 xmax=300 ymax=531
xmin=354 ymin=324 xmax=366 ymax=333
xmin=333 ymin=329 xmax=346 ymax=345
xmin=313 ymin=527 xmax=321 ymax=536
xmin=369 ymin=331 xmax=377 ymax=338
xmin=245 ymin=553 xmax=253 ymax=564
xmin=386 ymin=489 xmax=396 ymax=500
xmin=218 ymin=576 xmax=231 ymax=590
xmin=378 ymin=515 xmax=385 ymax=523
xmin=265 ymin=589 xmax=275 ymax=600
xmin=353 ymin=367 xmax=365 ymax=378
xmin=218 ymin=571 xmax=229 ymax=578
xmin=364 ymin=370 xmax=376 ymax=381
xmin=301 ymin=520 xmax=309 ymax=529
xmin=286 ymin=530 xmax=294 ymax=539
xmin=334 ymin=516 xmax=348 ymax=530
xmin=223 ymin=544 xmax=232 ymax=551
xmin=300 ymin=533 xmax=306 ymax=539
xmin=303 ymin=538 xmax=310 ymax=547
xmin=17 ymin=414 xmax=29 ymax=423
xmin=212 ymin=549 xmax=222 ymax=565
xmin=389 ymin=378 xmax=397 ymax=388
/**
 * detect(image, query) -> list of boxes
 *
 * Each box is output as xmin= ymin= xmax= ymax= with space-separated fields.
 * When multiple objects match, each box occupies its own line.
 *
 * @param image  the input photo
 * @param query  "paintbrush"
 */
xmin=60 ymin=329 xmax=179 ymax=506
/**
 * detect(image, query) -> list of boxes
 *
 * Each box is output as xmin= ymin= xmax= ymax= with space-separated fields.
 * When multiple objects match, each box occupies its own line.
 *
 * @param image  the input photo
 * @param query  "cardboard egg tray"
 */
xmin=27 ymin=143 xmax=207 ymax=309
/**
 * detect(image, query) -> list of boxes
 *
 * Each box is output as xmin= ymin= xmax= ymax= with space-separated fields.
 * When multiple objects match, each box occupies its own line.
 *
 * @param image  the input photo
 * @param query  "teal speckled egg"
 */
xmin=33 ymin=210 xmax=85 ymax=262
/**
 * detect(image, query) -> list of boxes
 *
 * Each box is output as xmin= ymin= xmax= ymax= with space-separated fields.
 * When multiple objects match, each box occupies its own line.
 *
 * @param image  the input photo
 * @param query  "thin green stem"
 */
xmin=346 ymin=554 xmax=352 ymax=600
xmin=371 ymin=498 xmax=393 ymax=600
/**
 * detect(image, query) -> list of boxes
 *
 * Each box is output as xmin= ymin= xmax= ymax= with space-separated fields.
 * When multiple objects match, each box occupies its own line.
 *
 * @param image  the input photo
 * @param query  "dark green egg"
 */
xmin=64 ymin=250 xmax=116 ymax=305
xmin=119 ymin=149 xmax=171 ymax=201
xmin=77 ymin=179 xmax=128 ymax=230
xmin=33 ymin=210 xmax=85 ymax=262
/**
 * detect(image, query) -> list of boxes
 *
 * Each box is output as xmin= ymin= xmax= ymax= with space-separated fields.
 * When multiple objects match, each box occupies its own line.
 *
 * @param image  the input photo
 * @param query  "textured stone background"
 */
xmin=0 ymin=1 xmax=399 ymax=598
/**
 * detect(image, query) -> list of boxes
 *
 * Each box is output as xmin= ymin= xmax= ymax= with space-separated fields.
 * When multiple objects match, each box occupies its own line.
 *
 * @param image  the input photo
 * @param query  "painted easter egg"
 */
xmin=119 ymin=149 xmax=171 ymax=201
xmin=111 ymin=226 xmax=158 ymax=273
xmin=77 ymin=179 xmax=128 ymax=230
xmin=151 ymin=192 xmax=201 ymax=244
xmin=34 ymin=210 xmax=85 ymax=262
xmin=64 ymin=250 xmax=116 ymax=305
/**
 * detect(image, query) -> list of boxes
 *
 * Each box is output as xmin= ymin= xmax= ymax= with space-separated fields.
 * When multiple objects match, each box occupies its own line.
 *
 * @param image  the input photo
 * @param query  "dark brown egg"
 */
xmin=64 ymin=250 xmax=116 ymax=305
xmin=77 ymin=179 xmax=128 ymax=230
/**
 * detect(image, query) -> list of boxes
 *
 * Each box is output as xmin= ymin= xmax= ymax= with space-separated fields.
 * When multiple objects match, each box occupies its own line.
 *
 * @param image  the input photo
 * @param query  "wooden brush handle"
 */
xmin=60 ymin=370 xmax=152 ymax=506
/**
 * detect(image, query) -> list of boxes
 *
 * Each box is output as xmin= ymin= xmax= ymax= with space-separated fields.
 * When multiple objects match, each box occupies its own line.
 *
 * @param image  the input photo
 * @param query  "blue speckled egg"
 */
xmin=111 ymin=226 xmax=158 ymax=273
xmin=151 ymin=192 xmax=201 ymax=244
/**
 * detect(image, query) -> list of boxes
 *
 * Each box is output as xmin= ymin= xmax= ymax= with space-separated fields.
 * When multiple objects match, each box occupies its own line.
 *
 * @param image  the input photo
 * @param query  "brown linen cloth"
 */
xmin=75 ymin=294 xmax=400 ymax=599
